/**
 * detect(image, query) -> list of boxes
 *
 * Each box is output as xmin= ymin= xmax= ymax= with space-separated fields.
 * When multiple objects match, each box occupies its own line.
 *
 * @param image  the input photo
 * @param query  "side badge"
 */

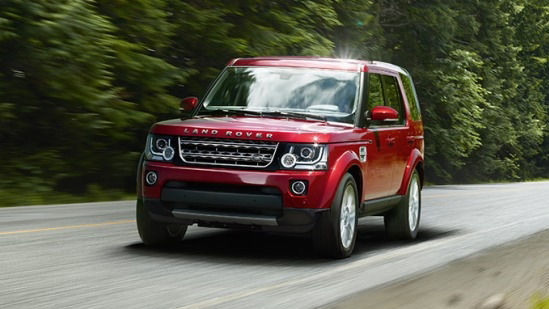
xmin=359 ymin=146 xmax=367 ymax=162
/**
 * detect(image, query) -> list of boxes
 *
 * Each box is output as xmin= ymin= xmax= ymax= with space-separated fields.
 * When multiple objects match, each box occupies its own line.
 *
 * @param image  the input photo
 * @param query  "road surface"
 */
xmin=1 ymin=181 xmax=548 ymax=308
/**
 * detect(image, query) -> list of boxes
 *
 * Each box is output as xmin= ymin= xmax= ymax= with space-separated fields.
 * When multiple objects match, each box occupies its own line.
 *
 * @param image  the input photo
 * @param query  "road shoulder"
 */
xmin=325 ymin=229 xmax=549 ymax=309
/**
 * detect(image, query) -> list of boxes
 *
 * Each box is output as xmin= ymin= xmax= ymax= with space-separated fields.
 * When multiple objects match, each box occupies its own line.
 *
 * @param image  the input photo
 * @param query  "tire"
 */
xmin=312 ymin=173 xmax=358 ymax=259
xmin=136 ymin=199 xmax=187 ymax=246
xmin=384 ymin=170 xmax=421 ymax=240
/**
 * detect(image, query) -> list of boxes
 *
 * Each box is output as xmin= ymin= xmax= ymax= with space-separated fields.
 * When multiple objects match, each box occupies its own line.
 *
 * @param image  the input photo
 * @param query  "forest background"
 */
xmin=1 ymin=0 xmax=548 ymax=206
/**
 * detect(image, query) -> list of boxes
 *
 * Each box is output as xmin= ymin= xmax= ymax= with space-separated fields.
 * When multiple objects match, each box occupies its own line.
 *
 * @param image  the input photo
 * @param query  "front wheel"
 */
xmin=312 ymin=173 xmax=358 ymax=258
xmin=136 ymin=199 xmax=187 ymax=246
xmin=384 ymin=170 xmax=421 ymax=240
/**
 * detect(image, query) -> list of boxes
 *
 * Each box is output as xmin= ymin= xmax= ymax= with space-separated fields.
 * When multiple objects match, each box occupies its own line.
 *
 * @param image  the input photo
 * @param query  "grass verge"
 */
xmin=533 ymin=295 xmax=549 ymax=309
xmin=0 ymin=185 xmax=134 ymax=207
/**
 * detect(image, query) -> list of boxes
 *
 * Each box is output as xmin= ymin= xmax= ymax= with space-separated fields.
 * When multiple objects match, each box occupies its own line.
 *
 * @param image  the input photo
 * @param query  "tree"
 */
xmin=0 ymin=0 xmax=149 ymax=199
xmin=165 ymin=0 xmax=341 ymax=96
xmin=1 ymin=0 xmax=549 ymax=205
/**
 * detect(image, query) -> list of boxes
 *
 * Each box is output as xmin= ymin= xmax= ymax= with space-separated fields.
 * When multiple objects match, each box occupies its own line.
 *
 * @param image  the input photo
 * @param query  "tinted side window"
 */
xmin=367 ymin=74 xmax=383 ymax=112
xmin=366 ymin=73 xmax=407 ymax=126
xmin=400 ymin=73 xmax=421 ymax=121
xmin=382 ymin=75 xmax=404 ymax=120
xmin=381 ymin=75 xmax=405 ymax=124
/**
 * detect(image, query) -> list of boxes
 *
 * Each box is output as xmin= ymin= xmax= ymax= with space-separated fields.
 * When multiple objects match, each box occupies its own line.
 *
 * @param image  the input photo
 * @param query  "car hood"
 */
xmin=151 ymin=116 xmax=362 ymax=143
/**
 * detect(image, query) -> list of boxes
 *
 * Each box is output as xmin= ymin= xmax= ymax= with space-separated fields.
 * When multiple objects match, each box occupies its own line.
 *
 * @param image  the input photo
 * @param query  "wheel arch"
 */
xmin=346 ymin=165 xmax=363 ymax=203
xmin=397 ymin=149 xmax=424 ymax=195
xmin=415 ymin=160 xmax=424 ymax=188
xmin=323 ymin=149 xmax=363 ymax=208
xmin=136 ymin=152 xmax=145 ymax=196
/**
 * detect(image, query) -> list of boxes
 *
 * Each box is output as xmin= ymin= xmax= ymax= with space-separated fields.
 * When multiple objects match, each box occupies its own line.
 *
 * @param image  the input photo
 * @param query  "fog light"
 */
xmin=145 ymin=171 xmax=158 ymax=186
xmin=291 ymin=180 xmax=307 ymax=195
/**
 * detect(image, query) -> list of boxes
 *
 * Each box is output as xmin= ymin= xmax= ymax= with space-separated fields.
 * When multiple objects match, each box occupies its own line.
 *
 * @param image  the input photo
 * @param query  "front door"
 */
xmin=379 ymin=74 xmax=410 ymax=192
xmin=360 ymin=73 xmax=401 ymax=199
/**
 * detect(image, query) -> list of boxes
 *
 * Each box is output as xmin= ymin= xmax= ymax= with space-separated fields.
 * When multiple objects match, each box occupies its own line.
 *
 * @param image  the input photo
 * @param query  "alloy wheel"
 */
xmin=340 ymin=185 xmax=357 ymax=249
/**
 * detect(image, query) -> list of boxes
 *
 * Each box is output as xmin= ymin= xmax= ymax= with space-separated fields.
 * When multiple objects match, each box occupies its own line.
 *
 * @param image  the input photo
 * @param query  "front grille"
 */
xmin=178 ymin=137 xmax=279 ymax=168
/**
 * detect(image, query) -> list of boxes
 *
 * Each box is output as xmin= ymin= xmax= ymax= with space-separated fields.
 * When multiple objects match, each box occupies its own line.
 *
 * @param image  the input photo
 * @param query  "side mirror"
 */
xmin=370 ymin=106 xmax=399 ymax=122
xmin=180 ymin=97 xmax=199 ymax=113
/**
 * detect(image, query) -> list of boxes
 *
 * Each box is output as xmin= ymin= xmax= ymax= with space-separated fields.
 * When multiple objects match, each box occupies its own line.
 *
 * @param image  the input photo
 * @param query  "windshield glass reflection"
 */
xmin=202 ymin=67 xmax=359 ymax=123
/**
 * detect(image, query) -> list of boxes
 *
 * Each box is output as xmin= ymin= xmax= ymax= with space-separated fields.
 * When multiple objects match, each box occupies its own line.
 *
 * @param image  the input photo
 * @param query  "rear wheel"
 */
xmin=136 ymin=199 xmax=187 ymax=246
xmin=384 ymin=170 xmax=421 ymax=240
xmin=313 ymin=173 xmax=358 ymax=258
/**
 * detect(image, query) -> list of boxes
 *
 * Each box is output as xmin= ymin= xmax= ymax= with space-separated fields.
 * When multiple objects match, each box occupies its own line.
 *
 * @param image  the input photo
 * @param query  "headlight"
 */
xmin=145 ymin=134 xmax=176 ymax=162
xmin=279 ymin=144 xmax=328 ymax=170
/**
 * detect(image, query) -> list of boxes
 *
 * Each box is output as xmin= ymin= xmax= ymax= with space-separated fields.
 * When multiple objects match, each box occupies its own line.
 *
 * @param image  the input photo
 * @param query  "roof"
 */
xmin=228 ymin=57 xmax=408 ymax=75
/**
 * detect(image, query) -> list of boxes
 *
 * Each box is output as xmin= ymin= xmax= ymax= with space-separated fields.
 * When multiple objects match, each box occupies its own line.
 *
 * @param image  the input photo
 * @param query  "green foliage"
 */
xmin=423 ymin=50 xmax=488 ymax=181
xmin=373 ymin=0 xmax=548 ymax=183
xmin=1 ymin=0 xmax=548 ymax=205
xmin=165 ymin=0 xmax=341 ymax=96
xmin=332 ymin=0 xmax=384 ymax=59
xmin=458 ymin=0 xmax=539 ymax=181
xmin=0 ymin=186 xmax=133 ymax=208
xmin=532 ymin=294 xmax=549 ymax=309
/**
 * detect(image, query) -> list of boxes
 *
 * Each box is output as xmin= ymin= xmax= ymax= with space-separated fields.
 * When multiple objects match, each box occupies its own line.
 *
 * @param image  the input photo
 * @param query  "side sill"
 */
xmin=360 ymin=195 xmax=403 ymax=216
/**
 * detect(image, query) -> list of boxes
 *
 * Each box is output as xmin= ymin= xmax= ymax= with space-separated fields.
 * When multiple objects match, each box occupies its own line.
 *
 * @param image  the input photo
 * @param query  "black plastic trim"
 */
xmin=361 ymin=195 xmax=402 ymax=216
xmin=161 ymin=187 xmax=282 ymax=215
xmin=142 ymin=198 xmax=326 ymax=233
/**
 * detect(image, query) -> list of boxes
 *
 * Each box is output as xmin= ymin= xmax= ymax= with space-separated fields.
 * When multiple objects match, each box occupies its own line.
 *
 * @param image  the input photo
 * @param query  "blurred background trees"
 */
xmin=0 ymin=0 xmax=547 ymax=205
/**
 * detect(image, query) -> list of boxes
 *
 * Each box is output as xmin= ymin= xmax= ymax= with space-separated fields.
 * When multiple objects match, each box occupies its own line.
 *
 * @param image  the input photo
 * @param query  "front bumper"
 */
xmin=141 ymin=161 xmax=336 ymax=209
xmin=139 ymin=161 xmax=335 ymax=232
xmin=143 ymin=198 xmax=326 ymax=233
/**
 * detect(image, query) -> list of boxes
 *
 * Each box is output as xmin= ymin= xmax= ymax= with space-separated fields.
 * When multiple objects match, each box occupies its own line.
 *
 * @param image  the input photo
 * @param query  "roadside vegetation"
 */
xmin=0 ymin=187 xmax=133 ymax=207
xmin=533 ymin=295 xmax=549 ymax=309
xmin=1 ymin=0 xmax=548 ymax=206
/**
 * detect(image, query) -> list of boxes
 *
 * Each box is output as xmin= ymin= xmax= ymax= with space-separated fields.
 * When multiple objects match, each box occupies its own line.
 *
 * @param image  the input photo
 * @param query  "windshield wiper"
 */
xmin=200 ymin=108 xmax=326 ymax=121
xmin=261 ymin=110 xmax=327 ymax=121
xmin=200 ymin=108 xmax=265 ymax=117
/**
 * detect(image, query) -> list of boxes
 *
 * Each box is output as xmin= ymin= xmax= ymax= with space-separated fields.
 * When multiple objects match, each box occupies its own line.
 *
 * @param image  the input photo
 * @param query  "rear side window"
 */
xmin=400 ymin=73 xmax=421 ymax=121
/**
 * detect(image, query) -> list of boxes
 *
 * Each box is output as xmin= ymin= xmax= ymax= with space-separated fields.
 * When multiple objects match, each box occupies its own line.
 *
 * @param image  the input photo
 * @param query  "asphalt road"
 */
xmin=1 ymin=181 xmax=549 ymax=309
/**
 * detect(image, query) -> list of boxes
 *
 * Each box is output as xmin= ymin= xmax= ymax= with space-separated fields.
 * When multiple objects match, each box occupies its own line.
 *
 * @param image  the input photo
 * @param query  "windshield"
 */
xmin=200 ymin=67 xmax=360 ymax=123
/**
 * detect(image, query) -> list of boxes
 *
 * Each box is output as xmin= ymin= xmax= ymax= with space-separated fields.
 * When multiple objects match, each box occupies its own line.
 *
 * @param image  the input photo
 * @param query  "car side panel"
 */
xmin=323 ymin=145 xmax=364 ymax=203
xmin=362 ymin=127 xmax=401 ymax=198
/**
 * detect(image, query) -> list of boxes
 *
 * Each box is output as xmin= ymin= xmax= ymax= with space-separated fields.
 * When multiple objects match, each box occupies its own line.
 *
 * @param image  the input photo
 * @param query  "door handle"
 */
xmin=407 ymin=136 xmax=415 ymax=145
xmin=407 ymin=136 xmax=424 ymax=144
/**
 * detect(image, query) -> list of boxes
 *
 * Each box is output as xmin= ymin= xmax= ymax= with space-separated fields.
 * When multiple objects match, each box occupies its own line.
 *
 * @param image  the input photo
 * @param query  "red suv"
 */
xmin=137 ymin=57 xmax=424 ymax=258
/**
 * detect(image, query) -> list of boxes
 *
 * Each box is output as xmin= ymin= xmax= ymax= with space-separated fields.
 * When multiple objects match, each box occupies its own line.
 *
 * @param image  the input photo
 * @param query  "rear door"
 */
xmin=399 ymin=72 xmax=424 ymax=163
